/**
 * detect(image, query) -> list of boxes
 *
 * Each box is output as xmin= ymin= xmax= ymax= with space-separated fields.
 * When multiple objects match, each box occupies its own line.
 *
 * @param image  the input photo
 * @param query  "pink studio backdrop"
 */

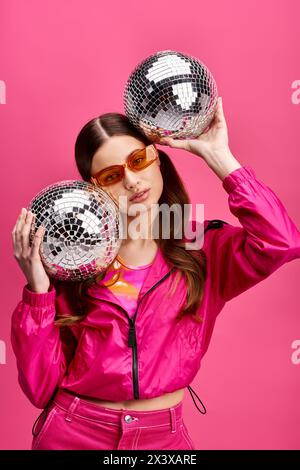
xmin=1 ymin=0 xmax=299 ymax=450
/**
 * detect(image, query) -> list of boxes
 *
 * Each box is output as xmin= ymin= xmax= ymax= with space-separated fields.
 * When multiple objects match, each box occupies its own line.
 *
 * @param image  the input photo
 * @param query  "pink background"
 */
xmin=1 ymin=0 xmax=300 ymax=450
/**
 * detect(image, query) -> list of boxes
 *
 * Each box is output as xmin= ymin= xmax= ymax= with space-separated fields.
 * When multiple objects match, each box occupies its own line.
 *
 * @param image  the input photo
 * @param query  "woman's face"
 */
xmin=90 ymin=136 xmax=163 ymax=215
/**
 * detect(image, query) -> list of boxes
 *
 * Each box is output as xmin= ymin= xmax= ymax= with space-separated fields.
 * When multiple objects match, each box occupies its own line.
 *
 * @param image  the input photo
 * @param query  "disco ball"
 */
xmin=123 ymin=49 xmax=218 ymax=141
xmin=27 ymin=180 xmax=123 ymax=282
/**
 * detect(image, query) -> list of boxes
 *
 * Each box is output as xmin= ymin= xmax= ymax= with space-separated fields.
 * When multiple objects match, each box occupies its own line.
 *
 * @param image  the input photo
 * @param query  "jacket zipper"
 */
xmin=85 ymin=270 xmax=174 ymax=400
xmin=127 ymin=267 xmax=176 ymax=399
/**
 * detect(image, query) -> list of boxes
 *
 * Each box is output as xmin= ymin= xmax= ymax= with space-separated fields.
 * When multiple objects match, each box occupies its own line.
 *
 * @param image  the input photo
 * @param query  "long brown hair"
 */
xmin=54 ymin=113 xmax=207 ymax=327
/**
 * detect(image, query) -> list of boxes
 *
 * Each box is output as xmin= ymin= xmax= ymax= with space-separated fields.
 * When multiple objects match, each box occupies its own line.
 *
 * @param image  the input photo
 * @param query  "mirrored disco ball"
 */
xmin=27 ymin=180 xmax=123 ymax=282
xmin=123 ymin=49 xmax=218 ymax=141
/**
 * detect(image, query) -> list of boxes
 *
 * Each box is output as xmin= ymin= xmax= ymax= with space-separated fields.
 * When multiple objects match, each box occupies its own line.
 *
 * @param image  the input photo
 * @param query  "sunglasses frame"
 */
xmin=90 ymin=144 xmax=159 ymax=187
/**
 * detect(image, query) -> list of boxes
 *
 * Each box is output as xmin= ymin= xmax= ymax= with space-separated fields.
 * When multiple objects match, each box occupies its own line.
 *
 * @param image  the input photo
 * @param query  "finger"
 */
xmin=215 ymin=97 xmax=226 ymax=123
xmin=214 ymin=98 xmax=228 ymax=131
xmin=12 ymin=208 xmax=24 ymax=243
xmin=15 ymin=207 xmax=27 ymax=233
xmin=31 ymin=225 xmax=45 ymax=258
xmin=159 ymin=137 xmax=189 ymax=150
xmin=14 ymin=208 xmax=28 ymax=250
xmin=12 ymin=226 xmax=18 ymax=255
xmin=20 ymin=211 xmax=35 ymax=253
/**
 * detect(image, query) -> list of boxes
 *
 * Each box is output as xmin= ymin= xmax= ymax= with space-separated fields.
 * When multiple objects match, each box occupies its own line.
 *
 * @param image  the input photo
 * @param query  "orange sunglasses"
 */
xmin=90 ymin=144 xmax=159 ymax=187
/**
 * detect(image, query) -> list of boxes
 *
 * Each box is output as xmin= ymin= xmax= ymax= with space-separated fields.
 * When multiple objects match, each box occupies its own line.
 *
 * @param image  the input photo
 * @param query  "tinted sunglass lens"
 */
xmin=131 ymin=147 xmax=156 ymax=169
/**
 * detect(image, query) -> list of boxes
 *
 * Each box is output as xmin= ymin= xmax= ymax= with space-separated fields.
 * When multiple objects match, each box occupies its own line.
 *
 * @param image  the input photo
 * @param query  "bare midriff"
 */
xmin=71 ymin=388 xmax=185 ymax=411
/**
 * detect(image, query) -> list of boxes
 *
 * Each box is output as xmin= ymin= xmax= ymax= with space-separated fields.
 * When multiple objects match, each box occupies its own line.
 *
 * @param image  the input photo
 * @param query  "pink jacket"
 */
xmin=11 ymin=166 xmax=300 ymax=414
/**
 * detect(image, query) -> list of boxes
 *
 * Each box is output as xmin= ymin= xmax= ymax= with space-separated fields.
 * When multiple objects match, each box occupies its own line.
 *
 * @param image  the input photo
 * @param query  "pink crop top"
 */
xmin=98 ymin=255 xmax=153 ymax=318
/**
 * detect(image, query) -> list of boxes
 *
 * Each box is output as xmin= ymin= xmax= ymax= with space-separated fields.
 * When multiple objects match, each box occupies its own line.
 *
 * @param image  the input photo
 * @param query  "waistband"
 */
xmin=52 ymin=388 xmax=184 ymax=430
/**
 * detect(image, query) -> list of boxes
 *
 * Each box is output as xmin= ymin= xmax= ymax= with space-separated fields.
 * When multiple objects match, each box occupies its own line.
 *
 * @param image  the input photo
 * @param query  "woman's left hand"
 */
xmin=157 ymin=96 xmax=243 ymax=180
xmin=158 ymin=97 xmax=230 ymax=161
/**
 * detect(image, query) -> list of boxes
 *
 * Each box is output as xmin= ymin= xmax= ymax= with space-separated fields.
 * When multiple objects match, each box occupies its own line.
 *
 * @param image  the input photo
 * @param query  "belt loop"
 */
xmin=169 ymin=407 xmax=176 ymax=433
xmin=65 ymin=396 xmax=80 ymax=422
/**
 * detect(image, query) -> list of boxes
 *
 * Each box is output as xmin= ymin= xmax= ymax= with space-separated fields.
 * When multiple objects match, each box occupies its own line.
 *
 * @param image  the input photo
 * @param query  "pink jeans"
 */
xmin=31 ymin=388 xmax=196 ymax=450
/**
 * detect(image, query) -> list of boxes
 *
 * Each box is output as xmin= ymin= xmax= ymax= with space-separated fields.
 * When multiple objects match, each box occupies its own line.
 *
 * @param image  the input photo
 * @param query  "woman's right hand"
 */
xmin=12 ymin=208 xmax=51 ymax=293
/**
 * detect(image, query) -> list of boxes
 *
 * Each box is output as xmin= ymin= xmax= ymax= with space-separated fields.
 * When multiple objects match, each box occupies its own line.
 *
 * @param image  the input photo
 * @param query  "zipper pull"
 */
xmin=128 ymin=324 xmax=136 ymax=348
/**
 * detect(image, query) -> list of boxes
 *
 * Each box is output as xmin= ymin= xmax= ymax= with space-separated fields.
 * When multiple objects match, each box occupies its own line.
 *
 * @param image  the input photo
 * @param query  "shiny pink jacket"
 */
xmin=11 ymin=166 xmax=300 ymax=411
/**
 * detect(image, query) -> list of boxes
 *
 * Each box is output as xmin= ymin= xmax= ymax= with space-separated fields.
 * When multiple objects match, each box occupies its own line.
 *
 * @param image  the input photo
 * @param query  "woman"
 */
xmin=11 ymin=98 xmax=300 ymax=450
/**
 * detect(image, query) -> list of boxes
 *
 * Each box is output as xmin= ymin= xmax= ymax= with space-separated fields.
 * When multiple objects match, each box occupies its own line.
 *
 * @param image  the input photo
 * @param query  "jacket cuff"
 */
xmin=222 ymin=166 xmax=256 ymax=194
xmin=22 ymin=283 xmax=56 ymax=307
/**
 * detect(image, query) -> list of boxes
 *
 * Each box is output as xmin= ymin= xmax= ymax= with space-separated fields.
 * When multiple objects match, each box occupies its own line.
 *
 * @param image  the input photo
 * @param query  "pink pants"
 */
xmin=31 ymin=388 xmax=196 ymax=450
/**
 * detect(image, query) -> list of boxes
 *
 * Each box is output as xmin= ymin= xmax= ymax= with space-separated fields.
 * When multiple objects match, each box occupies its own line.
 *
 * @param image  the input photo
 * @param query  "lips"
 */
xmin=130 ymin=189 xmax=150 ymax=201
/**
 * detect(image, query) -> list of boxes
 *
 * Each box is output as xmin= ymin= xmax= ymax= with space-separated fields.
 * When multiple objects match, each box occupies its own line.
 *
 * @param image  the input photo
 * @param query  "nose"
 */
xmin=123 ymin=167 xmax=141 ymax=189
